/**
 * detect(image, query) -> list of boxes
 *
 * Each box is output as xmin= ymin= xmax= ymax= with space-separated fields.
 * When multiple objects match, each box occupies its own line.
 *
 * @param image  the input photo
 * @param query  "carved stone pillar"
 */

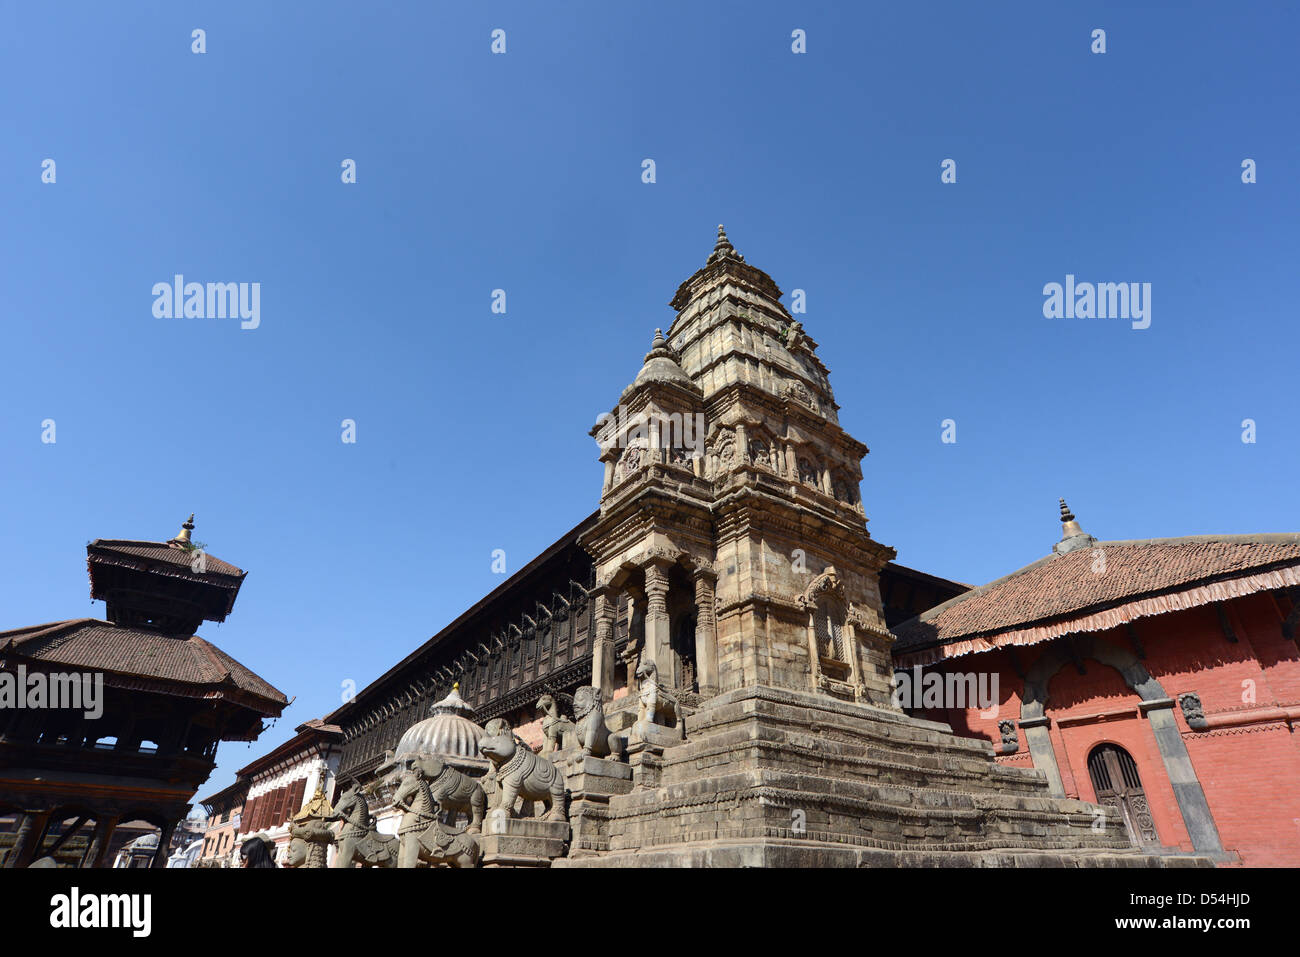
xmin=601 ymin=458 xmax=615 ymax=494
xmin=7 ymin=809 xmax=52 ymax=868
xmin=151 ymin=818 xmax=178 ymax=868
xmin=624 ymin=586 xmax=646 ymax=667
xmin=693 ymin=571 xmax=719 ymax=696
xmin=784 ymin=443 xmax=796 ymax=478
xmin=735 ymin=424 xmax=749 ymax=464
xmin=82 ymin=814 xmax=119 ymax=868
xmin=592 ymin=591 xmax=617 ymax=701
xmin=643 ymin=562 xmax=673 ymax=680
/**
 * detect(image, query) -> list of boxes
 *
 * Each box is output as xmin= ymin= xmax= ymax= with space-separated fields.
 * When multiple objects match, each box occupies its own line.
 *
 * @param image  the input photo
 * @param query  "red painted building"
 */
xmin=893 ymin=501 xmax=1300 ymax=867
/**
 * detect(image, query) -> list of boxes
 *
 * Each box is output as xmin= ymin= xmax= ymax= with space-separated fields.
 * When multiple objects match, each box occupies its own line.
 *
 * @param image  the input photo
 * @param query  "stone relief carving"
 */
xmin=997 ymin=720 xmax=1019 ymax=755
xmin=618 ymin=441 xmax=646 ymax=481
xmin=1178 ymin=692 xmax=1208 ymax=730
xmin=715 ymin=432 xmax=735 ymax=474
xmin=797 ymin=567 xmax=844 ymax=609
xmin=797 ymin=456 xmax=820 ymax=487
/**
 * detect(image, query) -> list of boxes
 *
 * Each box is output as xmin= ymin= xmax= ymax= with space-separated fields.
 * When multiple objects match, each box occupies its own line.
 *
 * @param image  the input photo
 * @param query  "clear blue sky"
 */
xmin=2 ymin=2 xmax=1296 ymax=798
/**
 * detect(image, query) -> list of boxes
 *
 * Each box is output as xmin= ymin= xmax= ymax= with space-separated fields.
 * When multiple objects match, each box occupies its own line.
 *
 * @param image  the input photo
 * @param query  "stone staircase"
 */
xmin=556 ymin=686 xmax=1213 ymax=867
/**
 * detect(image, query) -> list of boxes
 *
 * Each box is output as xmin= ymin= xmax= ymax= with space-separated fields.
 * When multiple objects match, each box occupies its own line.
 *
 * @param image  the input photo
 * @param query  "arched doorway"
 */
xmin=1087 ymin=743 xmax=1159 ymax=846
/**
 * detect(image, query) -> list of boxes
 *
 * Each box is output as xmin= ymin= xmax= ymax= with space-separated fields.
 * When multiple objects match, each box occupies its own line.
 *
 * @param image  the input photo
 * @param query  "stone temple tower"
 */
xmin=561 ymin=228 xmax=1199 ymax=866
xmin=581 ymin=225 xmax=896 ymax=707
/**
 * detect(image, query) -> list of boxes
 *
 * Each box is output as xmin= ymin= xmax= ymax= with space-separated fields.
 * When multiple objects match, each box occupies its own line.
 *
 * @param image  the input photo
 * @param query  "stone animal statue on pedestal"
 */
xmin=536 ymin=692 xmax=579 ymax=752
xmin=573 ymin=685 xmax=625 ymax=761
xmin=479 ymin=718 xmax=568 ymax=820
xmin=331 ymin=781 xmax=399 ymax=868
xmin=406 ymin=755 xmax=485 ymax=832
xmin=392 ymin=766 xmax=481 ymax=868
xmin=636 ymin=660 xmax=681 ymax=729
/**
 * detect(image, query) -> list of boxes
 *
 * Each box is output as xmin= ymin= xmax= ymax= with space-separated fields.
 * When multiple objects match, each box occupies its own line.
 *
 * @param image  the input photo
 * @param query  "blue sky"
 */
xmin=2 ymin=2 xmax=1296 ymax=798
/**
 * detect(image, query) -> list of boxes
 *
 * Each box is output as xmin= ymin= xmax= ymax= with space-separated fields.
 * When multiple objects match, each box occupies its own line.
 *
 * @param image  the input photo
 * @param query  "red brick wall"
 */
xmin=910 ymin=592 xmax=1300 ymax=866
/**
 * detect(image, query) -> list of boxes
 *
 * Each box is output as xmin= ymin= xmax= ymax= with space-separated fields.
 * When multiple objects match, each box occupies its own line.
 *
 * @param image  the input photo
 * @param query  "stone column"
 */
xmin=151 ymin=819 xmax=178 ymax=868
xmin=643 ymin=562 xmax=673 ymax=681
xmin=591 ymin=591 xmax=617 ymax=701
xmin=82 ymin=814 xmax=119 ymax=868
xmin=693 ymin=571 xmax=720 ymax=696
xmin=7 ymin=809 xmax=52 ymax=868
xmin=1018 ymin=715 xmax=1065 ymax=797
xmin=601 ymin=458 xmax=615 ymax=494
xmin=626 ymin=587 xmax=646 ymax=663
xmin=735 ymin=424 xmax=749 ymax=464
xmin=1141 ymin=698 xmax=1225 ymax=854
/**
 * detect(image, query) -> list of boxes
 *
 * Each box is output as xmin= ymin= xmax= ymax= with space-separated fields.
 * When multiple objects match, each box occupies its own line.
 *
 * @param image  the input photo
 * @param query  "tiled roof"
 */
xmin=892 ymin=534 xmax=1300 ymax=661
xmin=0 ymin=618 xmax=286 ymax=711
xmin=89 ymin=540 xmax=245 ymax=579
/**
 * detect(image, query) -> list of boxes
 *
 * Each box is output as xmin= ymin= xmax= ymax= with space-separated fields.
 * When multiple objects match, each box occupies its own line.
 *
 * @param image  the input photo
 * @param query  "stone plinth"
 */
xmin=480 ymin=812 xmax=570 ymax=868
xmin=630 ymin=719 xmax=684 ymax=749
xmin=554 ymin=752 xmax=634 ymax=857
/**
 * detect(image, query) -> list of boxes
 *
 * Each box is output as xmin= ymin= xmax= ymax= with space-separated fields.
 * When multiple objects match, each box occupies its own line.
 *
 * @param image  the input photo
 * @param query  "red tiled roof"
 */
xmin=892 ymin=534 xmax=1300 ymax=662
xmin=89 ymin=540 xmax=245 ymax=579
xmin=0 ymin=618 xmax=286 ymax=711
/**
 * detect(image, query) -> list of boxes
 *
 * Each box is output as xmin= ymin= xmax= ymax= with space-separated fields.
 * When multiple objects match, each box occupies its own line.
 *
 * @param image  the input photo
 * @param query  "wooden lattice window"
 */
xmin=814 ymin=595 xmax=850 ymax=679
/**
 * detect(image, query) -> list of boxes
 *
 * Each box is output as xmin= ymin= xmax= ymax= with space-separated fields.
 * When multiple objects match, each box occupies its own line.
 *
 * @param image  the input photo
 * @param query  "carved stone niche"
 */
xmin=798 ymin=568 xmax=860 ymax=695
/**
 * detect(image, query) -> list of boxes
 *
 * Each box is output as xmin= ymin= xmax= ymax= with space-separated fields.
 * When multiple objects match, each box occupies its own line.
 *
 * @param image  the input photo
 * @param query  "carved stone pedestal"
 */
xmin=555 ymin=752 xmax=633 ymax=857
xmin=627 ymin=739 xmax=665 ymax=789
xmin=480 ymin=811 xmax=570 ymax=867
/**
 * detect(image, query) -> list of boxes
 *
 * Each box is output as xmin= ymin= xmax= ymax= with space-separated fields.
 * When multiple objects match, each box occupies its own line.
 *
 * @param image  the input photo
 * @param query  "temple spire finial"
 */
xmin=170 ymin=513 xmax=195 ymax=546
xmin=708 ymin=223 xmax=743 ymax=264
xmin=1058 ymin=498 xmax=1085 ymax=540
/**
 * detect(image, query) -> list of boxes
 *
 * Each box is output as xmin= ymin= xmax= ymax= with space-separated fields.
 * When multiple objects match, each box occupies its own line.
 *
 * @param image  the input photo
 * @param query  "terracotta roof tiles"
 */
xmin=0 ymin=618 xmax=286 ymax=711
xmin=892 ymin=534 xmax=1300 ymax=662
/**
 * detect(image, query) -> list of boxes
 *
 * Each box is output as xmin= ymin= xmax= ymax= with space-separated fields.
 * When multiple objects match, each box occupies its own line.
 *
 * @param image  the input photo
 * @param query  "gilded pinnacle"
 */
xmin=1059 ymin=498 xmax=1084 ymax=539
xmin=170 ymin=513 xmax=195 ymax=546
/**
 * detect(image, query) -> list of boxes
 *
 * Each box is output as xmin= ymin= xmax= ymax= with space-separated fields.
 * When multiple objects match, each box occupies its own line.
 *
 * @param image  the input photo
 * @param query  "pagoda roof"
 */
xmin=0 ymin=617 xmax=287 ymax=716
xmin=88 ymin=539 xmax=246 ymax=579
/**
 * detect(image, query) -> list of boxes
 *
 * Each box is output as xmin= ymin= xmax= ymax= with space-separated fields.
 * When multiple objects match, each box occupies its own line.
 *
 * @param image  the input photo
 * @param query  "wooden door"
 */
xmin=1087 ymin=743 xmax=1159 ymax=846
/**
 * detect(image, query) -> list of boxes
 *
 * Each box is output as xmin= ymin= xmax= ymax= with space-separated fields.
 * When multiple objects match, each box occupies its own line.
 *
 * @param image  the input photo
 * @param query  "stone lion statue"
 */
xmin=478 ymin=718 xmax=567 ymax=820
xmin=636 ymin=659 xmax=680 ymax=729
xmin=573 ymin=685 xmax=625 ymax=761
